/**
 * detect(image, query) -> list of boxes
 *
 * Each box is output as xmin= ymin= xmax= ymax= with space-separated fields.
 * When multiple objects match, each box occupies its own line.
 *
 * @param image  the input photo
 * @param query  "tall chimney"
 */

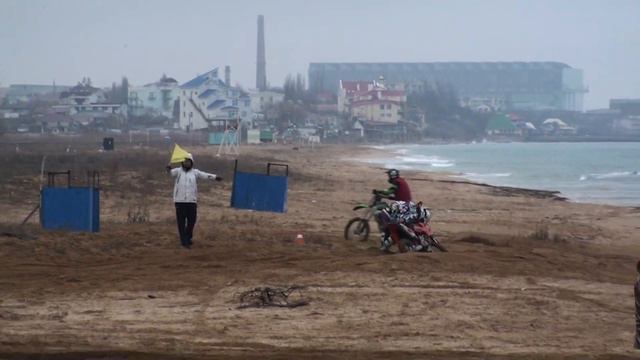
xmin=256 ymin=15 xmax=267 ymax=91
xmin=225 ymin=65 xmax=231 ymax=87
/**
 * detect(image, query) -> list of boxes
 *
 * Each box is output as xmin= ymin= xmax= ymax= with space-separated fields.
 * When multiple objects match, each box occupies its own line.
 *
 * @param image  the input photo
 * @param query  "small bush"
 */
xmin=127 ymin=205 xmax=150 ymax=224
xmin=531 ymin=223 xmax=550 ymax=241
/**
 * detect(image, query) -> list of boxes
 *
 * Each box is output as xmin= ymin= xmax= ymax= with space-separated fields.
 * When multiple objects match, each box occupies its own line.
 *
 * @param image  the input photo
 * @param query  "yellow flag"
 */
xmin=170 ymin=143 xmax=191 ymax=164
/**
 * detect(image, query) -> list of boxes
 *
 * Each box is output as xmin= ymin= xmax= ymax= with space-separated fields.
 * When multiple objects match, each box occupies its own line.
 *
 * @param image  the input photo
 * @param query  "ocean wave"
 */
xmin=579 ymin=171 xmax=639 ymax=181
xmin=464 ymin=172 xmax=512 ymax=178
xmin=395 ymin=155 xmax=455 ymax=168
xmin=383 ymin=163 xmax=413 ymax=170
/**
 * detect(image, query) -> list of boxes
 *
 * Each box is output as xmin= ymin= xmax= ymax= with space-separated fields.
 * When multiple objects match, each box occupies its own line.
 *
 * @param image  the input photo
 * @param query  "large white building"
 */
xmin=310 ymin=62 xmax=587 ymax=112
xmin=128 ymin=75 xmax=180 ymax=118
xmin=178 ymin=68 xmax=252 ymax=131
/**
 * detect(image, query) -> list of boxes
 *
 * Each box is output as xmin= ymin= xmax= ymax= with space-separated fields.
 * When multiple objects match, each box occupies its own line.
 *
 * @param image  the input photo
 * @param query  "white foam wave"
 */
xmin=394 ymin=155 xmax=455 ymax=168
xmin=465 ymin=172 xmax=512 ymax=178
xmin=579 ymin=171 xmax=639 ymax=181
xmin=383 ymin=163 xmax=413 ymax=170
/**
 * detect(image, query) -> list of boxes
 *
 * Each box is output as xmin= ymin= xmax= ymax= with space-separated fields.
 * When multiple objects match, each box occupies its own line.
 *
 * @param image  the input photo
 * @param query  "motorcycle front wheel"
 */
xmin=429 ymin=236 xmax=448 ymax=252
xmin=344 ymin=217 xmax=370 ymax=242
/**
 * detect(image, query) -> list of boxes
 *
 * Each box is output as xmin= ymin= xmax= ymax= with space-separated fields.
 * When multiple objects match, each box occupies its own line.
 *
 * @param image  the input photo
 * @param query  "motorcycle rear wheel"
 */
xmin=344 ymin=217 xmax=370 ymax=242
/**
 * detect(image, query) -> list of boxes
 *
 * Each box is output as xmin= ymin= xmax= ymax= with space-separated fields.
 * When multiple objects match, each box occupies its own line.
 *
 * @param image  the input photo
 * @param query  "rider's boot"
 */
xmin=380 ymin=234 xmax=392 ymax=252
xmin=390 ymin=226 xmax=407 ymax=253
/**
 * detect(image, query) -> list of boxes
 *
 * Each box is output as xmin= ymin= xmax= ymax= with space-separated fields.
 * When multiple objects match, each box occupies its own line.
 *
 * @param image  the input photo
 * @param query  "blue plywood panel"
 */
xmin=41 ymin=187 xmax=100 ymax=232
xmin=231 ymin=172 xmax=288 ymax=213
xmin=208 ymin=132 xmax=237 ymax=145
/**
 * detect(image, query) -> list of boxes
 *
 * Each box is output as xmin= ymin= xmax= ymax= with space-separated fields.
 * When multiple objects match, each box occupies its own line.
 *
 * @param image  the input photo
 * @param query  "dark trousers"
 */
xmin=636 ymin=317 xmax=640 ymax=349
xmin=636 ymin=280 xmax=640 ymax=349
xmin=175 ymin=202 xmax=197 ymax=246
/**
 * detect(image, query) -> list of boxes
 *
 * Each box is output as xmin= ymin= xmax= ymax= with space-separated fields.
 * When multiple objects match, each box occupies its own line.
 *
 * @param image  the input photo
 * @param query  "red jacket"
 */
xmin=391 ymin=177 xmax=412 ymax=202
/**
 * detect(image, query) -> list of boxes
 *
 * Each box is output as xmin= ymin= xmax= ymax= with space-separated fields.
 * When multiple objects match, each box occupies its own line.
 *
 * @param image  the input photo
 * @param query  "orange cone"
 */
xmin=294 ymin=233 xmax=305 ymax=246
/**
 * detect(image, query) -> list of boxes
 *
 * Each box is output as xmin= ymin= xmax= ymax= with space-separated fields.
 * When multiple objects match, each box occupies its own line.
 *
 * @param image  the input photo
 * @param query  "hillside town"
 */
xmin=1 ymin=15 xmax=639 ymax=144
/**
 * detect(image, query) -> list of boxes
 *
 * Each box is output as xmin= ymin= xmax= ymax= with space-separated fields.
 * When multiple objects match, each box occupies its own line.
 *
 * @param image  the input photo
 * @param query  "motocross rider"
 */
xmin=373 ymin=169 xmax=412 ymax=202
xmin=379 ymin=201 xmax=431 ymax=253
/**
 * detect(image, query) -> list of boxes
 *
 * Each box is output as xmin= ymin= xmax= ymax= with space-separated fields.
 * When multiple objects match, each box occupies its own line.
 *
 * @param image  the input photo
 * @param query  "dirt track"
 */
xmin=1 ymin=140 xmax=639 ymax=359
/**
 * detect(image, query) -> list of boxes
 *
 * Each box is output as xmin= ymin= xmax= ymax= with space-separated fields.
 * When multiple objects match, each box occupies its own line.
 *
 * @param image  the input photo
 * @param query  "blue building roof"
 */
xmin=220 ymin=105 xmax=238 ymax=110
xmin=207 ymin=99 xmax=226 ymax=109
xmin=181 ymin=68 xmax=218 ymax=89
xmin=199 ymin=89 xmax=217 ymax=98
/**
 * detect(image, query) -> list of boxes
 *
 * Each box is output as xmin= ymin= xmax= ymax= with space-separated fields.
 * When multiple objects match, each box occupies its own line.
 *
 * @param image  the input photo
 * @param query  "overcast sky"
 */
xmin=0 ymin=0 xmax=638 ymax=109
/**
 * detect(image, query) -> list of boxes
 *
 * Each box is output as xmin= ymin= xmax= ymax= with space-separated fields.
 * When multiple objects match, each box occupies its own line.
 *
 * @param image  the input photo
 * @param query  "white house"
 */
xmin=59 ymin=82 xmax=127 ymax=117
xmin=178 ymin=68 xmax=252 ymax=131
xmin=249 ymin=89 xmax=284 ymax=114
xmin=542 ymin=118 xmax=577 ymax=135
xmin=128 ymin=75 xmax=180 ymax=118
xmin=338 ymin=78 xmax=406 ymax=124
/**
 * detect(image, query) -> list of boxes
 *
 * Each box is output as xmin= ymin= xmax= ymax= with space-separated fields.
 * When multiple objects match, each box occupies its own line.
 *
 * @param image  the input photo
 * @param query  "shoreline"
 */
xmin=354 ymin=145 xmax=568 ymax=201
xmin=352 ymin=150 xmax=566 ymax=202
xmin=356 ymin=143 xmax=638 ymax=208
xmin=409 ymin=177 xmax=568 ymax=201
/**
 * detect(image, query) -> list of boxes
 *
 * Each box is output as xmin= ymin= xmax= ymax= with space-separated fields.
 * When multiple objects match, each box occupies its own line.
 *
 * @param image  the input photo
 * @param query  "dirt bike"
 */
xmin=344 ymin=193 xmax=389 ymax=242
xmin=397 ymin=220 xmax=447 ymax=252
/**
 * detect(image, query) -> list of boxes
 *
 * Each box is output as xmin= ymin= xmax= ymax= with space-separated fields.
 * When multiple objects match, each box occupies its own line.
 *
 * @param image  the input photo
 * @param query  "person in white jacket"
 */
xmin=166 ymin=153 xmax=222 ymax=248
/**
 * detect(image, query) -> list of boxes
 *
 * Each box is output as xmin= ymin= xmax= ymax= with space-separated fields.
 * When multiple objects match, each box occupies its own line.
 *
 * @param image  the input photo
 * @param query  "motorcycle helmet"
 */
xmin=386 ymin=168 xmax=400 ymax=180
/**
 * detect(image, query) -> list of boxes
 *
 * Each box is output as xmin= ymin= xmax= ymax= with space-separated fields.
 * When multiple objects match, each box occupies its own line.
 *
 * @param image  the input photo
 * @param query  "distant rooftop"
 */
xmin=311 ymin=62 xmax=572 ymax=70
xmin=207 ymin=99 xmax=226 ymax=109
xmin=60 ymin=83 xmax=101 ymax=98
xmin=181 ymin=68 xmax=225 ymax=89
xmin=610 ymin=98 xmax=640 ymax=104
xmin=199 ymin=89 xmax=218 ymax=98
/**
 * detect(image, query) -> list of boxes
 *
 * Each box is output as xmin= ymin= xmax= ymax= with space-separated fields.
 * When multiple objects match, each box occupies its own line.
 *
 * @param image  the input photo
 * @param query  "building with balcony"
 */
xmin=178 ymin=67 xmax=252 ymax=131
xmin=128 ymin=75 xmax=180 ymax=118
xmin=339 ymin=77 xmax=406 ymax=124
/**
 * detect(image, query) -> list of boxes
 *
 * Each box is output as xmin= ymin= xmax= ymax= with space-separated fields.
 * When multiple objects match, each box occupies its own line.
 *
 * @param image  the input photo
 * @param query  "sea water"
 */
xmin=367 ymin=142 xmax=640 ymax=206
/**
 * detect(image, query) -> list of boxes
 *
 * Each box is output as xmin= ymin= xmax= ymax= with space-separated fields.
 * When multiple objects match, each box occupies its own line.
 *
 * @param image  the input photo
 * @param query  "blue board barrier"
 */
xmin=209 ymin=132 xmax=237 ymax=145
xmin=231 ymin=162 xmax=288 ymax=213
xmin=41 ymin=187 xmax=100 ymax=232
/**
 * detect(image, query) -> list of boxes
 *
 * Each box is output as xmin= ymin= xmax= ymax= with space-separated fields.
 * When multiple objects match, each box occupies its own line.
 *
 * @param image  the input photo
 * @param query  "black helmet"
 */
xmin=386 ymin=168 xmax=400 ymax=179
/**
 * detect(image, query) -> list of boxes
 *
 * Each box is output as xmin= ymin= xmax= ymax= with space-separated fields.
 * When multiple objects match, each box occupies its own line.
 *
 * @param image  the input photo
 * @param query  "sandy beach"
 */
xmin=1 ymin=138 xmax=639 ymax=359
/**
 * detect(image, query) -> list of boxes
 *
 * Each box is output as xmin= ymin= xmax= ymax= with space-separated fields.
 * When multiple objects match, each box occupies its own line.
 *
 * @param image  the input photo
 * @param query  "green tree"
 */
xmin=110 ymin=82 xmax=118 ymax=102
xmin=120 ymin=77 xmax=129 ymax=104
xmin=407 ymin=80 xmax=488 ymax=140
xmin=283 ymin=73 xmax=310 ymax=104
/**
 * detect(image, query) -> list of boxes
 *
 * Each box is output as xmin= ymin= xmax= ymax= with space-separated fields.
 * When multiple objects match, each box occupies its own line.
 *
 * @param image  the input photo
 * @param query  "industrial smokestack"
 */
xmin=256 ymin=15 xmax=267 ymax=91
xmin=225 ymin=65 xmax=231 ymax=87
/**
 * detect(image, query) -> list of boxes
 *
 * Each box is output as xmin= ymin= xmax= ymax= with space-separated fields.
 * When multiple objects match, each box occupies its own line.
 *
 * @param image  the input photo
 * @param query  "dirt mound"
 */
xmin=457 ymin=234 xmax=500 ymax=247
